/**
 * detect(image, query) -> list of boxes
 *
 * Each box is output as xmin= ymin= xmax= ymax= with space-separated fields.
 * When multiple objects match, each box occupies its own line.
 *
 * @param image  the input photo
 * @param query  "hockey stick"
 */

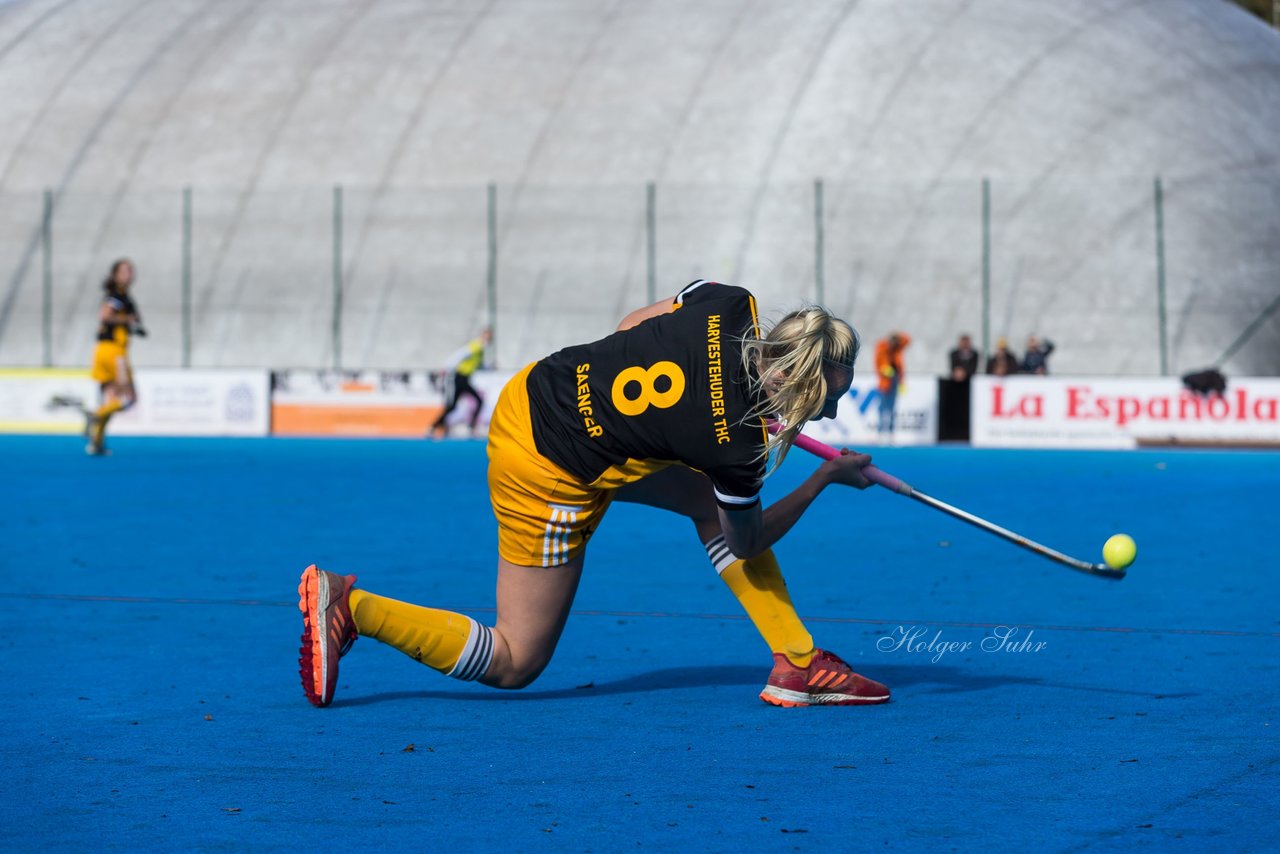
xmin=786 ymin=430 xmax=1127 ymax=580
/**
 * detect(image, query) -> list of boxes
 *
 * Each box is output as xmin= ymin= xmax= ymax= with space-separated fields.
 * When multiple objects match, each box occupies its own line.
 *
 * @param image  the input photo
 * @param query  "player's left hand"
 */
xmin=822 ymin=449 xmax=873 ymax=490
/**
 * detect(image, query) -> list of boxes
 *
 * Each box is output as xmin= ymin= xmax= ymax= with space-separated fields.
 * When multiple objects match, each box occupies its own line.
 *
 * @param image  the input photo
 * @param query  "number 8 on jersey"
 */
xmin=610 ymin=361 xmax=686 ymax=416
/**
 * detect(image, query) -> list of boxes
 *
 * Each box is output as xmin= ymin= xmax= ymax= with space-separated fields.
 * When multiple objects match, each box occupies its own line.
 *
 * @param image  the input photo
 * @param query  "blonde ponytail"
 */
xmin=740 ymin=306 xmax=859 ymax=472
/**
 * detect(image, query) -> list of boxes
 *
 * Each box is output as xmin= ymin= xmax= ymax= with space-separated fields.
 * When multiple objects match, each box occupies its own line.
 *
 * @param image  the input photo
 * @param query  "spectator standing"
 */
xmin=948 ymin=334 xmax=978 ymax=382
xmin=1021 ymin=335 xmax=1055 ymax=375
xmin=986 ymin=337 xmax=1020 ymax=376
xmin=873 ymin=332 xmax=910 ymax=436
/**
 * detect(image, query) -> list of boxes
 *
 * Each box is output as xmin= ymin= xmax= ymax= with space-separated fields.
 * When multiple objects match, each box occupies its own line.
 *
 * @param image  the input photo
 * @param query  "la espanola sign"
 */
xmin=974 ymin=376 xmax=1280 ymax=448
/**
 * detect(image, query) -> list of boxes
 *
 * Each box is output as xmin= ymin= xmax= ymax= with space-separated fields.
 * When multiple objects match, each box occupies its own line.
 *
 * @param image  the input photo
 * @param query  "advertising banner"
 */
xmin=971 ymin=376 xmax=1280 ymax=448
xmin=801 ymin=377 xmax=938 ymax=448
xmin=270 ymin=369 xmax=512 ymax=437
xmin=112 ymin=369 xmax=270 ymax=437
xmin=0 ymin=368 xmax=270 ymax=436
xmin=0 ymin=369 xmax=100 ymax=434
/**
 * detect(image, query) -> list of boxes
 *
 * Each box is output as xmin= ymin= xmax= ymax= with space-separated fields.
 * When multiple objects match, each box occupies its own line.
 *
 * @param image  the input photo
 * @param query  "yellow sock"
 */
xmin=349 ymin=589 xmax=492 ymax=679
xmin=92 ymin=399 xmax=124 ymax=445
xmin=718 ymin=548 xmax=815 ymax=667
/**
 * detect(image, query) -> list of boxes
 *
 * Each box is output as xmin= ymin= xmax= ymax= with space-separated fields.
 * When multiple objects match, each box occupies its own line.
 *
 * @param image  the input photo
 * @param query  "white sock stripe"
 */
xmin=447 ymin=619 xmax=493 ymax=681
xmin=711 ymin=553 xmax=737 ymax=574
xmin=445 ymin=617 xmax=482 ymax=678
xmin=456 ymin=626 xmax=493 ymax=681
xmin=704 ymin=535 xmax=738 ymax=574
xmin=471 ymin=625 xmax=494 ymax=680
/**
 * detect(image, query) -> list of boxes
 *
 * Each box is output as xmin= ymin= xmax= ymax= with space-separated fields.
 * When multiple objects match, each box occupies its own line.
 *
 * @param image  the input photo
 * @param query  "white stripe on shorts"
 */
xmin=543 ymin=503 xmax=581 ymax=567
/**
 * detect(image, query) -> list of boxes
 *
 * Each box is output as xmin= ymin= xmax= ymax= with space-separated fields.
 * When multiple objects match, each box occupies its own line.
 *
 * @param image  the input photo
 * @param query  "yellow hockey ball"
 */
xmin=1102 ymin=534 xmax=1137 ymax=570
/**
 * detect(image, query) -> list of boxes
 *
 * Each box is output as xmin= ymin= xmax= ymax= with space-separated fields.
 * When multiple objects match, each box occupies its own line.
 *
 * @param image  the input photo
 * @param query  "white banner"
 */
xmin=112 ymin=369 xmax=270 ymax=436
xmin=270 ymin=369 xmax=441 ymax=406
xmin=971 ymin=376 xmax=1280 ymax=448
xmin=802 ymin=377 xmax=938 ymax=447
xmin=0 ymin=369 xmax=100 ymax=434
xmin=0 ymin=368 xmax=269 ymax=437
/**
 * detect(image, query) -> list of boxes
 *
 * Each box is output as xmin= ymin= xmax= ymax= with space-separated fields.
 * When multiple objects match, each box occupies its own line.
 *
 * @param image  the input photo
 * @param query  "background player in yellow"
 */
xmin=428 ymin=327 xmax=492 ymax=439
xmin=86 ymin=259 xmax=146 ymax=456
xmin=300 ymin=281 xmax=889 ymax=708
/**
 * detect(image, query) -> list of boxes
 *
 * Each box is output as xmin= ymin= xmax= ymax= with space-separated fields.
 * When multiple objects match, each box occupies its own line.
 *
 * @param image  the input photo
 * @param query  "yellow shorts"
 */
xmin=487 ymin=363 xmax=618 ymax=567
xmin=90 ymin=342 xmax=129 ymax=386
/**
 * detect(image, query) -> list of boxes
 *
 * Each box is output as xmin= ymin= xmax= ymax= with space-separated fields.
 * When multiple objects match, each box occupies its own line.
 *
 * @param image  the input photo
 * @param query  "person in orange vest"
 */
xmin=874 ymin=332 xmax=910 ymax=436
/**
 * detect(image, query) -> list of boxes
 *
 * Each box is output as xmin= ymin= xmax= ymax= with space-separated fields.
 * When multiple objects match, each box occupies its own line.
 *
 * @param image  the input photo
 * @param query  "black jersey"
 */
xmin=526 ymin=280 xmax=769 ymax=508
xmin=97 ymin=290 xmax=139 ymax=346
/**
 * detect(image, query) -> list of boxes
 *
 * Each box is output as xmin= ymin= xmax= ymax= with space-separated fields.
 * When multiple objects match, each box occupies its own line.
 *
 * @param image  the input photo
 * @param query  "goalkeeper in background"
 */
xmin=86 ymin=258 xmax=146 ymax=456
xmin=428 ymin=327 xmax=492 ymax=439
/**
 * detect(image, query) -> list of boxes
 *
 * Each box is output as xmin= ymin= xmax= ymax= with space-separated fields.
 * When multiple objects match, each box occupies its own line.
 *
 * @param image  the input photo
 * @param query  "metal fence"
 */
xmin=1 ymin=176 xmax=1276 ymax=376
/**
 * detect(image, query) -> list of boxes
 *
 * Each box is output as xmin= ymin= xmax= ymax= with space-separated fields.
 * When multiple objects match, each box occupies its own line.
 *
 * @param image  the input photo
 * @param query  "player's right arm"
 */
xmin=100 ymin=300 xmax=129 ymax=324
xmin=716 ymin=451 xmax=873 ymax=558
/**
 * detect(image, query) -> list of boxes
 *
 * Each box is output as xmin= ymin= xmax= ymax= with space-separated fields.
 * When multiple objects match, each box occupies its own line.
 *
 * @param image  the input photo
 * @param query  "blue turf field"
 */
xmin=3 ymin=435 xmax=1278 ymax=851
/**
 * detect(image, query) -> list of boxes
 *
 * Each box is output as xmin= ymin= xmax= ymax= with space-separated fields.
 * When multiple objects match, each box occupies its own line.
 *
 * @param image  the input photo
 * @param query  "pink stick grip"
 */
xmin=788 ymin=431 xmax=912 ymax=495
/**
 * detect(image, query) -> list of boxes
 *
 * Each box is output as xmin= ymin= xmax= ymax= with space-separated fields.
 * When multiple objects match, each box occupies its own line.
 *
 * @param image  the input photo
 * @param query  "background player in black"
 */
xmin=299 ymin=281 xmax=890 ymax=708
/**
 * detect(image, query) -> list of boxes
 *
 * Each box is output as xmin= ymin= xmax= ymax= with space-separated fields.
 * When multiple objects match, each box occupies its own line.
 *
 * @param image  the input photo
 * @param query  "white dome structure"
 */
xmin=0 ymin=0 xmax=1276 ymax=375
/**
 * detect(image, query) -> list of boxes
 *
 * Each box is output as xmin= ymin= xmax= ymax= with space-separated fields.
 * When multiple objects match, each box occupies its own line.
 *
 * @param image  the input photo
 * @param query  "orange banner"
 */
xmin=272 ymin=404 xmax=444 ymax=437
